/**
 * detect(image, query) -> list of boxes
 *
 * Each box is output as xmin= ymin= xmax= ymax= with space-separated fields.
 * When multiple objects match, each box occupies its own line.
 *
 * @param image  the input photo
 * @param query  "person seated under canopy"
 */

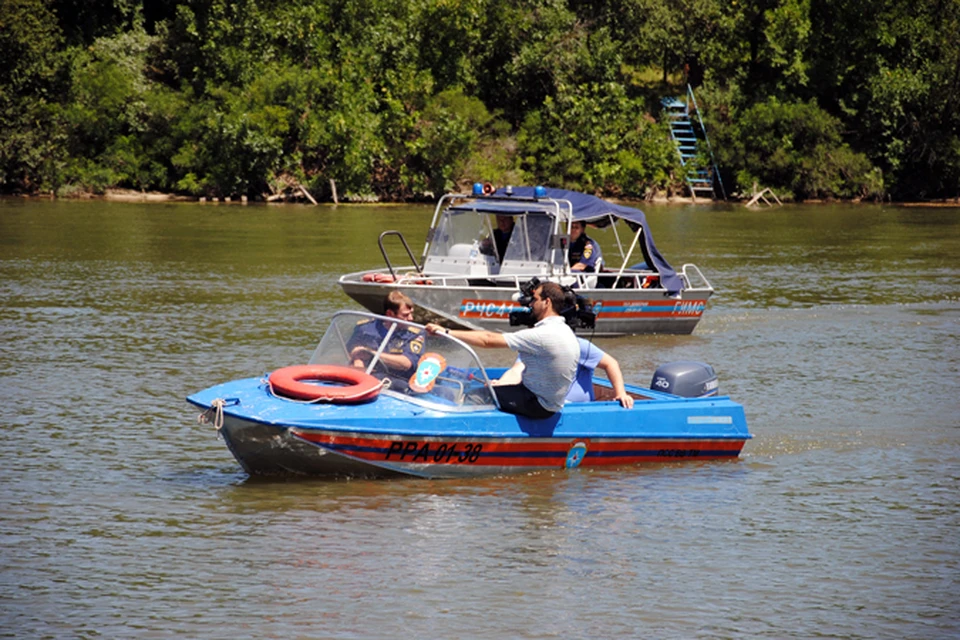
xmin=479 ymin=215 xmax=515 ymax=262
xmin=568 ymin=221 xmax=602 ymax=272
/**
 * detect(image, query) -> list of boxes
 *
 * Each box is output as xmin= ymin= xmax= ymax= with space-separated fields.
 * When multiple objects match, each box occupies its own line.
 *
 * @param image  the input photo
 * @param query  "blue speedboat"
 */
xmin=188 ymin=311 xmax=751 ymax=479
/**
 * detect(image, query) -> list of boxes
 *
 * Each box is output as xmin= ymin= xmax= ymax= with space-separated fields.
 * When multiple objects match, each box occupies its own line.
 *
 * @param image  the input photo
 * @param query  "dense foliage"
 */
xmin=1 ymin=0 xmax=957 ymax=201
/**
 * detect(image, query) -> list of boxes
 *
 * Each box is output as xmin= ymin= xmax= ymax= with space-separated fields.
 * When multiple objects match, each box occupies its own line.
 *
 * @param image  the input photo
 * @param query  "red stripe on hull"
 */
xmin=456 ymin=299 xmax=708 ymax=320
xmin=596 ymin=311 xmax=704 ymax=319
xmin=595 ymin=300 xmax=707 ymax=319
xmin=290 ymin=430 xmax=746 ymax=470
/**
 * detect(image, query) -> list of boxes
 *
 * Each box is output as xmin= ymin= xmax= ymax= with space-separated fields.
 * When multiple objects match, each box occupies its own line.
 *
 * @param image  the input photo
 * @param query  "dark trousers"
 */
xmin=493 ymin=384 xmax=555 ymax=420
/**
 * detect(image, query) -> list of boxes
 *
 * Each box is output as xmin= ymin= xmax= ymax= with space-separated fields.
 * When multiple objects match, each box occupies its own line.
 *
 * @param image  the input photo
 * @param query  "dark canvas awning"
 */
xmin=450 ymin=186 xmax=682 ymax=293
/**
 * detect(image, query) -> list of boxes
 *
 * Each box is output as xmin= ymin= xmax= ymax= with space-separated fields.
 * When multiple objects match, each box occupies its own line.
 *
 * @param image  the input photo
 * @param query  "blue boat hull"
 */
xmin=188 ymin=375 xmax=751 ymax=479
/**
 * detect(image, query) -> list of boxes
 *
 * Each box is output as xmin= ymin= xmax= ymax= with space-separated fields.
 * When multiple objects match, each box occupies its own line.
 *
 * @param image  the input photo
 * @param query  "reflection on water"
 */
xmin=1 ymin=199 xmax=958 ymax=638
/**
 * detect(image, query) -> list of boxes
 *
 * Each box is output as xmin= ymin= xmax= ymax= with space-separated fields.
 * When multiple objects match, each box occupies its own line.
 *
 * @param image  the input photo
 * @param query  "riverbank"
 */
xmin=4 ymin=187 xmax=958 ymax=207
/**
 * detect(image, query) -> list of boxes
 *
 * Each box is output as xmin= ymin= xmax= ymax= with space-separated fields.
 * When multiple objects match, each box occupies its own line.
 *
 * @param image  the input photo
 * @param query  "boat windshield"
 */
xmin=308 ymin=311 xmax=498 ymax=412
xmin=426 ymin=209 xmax=492 ymax=259
xmin=502 ymin=213 xmax=555 ymax=263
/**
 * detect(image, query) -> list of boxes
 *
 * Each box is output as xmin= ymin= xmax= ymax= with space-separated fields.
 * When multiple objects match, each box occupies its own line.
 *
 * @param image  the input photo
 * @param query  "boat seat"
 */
xmin=447 ymin=243 xmax=475 ymax=258
xmin=595 ymin=268 xmax=640 ymax=289
xmin=424 ymin=242 xmax=497 ymax=276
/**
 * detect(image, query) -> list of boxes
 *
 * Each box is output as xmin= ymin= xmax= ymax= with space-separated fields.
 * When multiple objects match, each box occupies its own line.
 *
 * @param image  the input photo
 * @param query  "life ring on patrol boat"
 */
xmin=362 ymin=272 xmax=397 ymax=283
xmin=268 ymin=365 xmax=383 ymax=403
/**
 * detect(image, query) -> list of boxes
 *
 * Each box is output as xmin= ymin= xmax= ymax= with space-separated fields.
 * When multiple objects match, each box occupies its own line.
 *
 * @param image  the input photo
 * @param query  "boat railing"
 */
xmin=390 ymin=268 xmax=527 ymax=289
xmin=378 ymin=230 xmax=422 ymax=280
xmin=680 ymin=264 xmax=714 ymax=291
xmin=350 ymin=266 xmax=681 ymax=292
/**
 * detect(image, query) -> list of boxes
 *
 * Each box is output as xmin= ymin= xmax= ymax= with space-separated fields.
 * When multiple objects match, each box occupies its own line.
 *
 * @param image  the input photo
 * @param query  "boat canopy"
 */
xmin=447 ymin=186 xmax=682 ymax=293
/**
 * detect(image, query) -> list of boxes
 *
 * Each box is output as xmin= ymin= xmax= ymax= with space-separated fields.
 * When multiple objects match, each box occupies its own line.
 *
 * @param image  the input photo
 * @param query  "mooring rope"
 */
xmin=197 ymin=398 xmax=227 ymax=430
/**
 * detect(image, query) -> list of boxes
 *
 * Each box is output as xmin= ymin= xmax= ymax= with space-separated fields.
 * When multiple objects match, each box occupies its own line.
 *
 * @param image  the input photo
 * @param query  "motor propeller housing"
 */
xmin=651 ymin=361 xmax=719 ymax=398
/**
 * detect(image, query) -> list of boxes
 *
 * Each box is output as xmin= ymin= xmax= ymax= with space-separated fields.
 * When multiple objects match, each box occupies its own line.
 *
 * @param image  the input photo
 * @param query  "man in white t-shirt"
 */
xmin=425 ymin=282 xmax=578 ymax=419
xmin=498 ymin=337 xmax=634 ymax=408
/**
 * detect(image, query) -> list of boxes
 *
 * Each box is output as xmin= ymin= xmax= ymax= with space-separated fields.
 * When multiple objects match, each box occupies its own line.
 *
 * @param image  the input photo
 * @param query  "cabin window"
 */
xmin=503 ymin=214 xmax=553 ymax=263
xmin=428 ymin=211 xmax=492 ymax=259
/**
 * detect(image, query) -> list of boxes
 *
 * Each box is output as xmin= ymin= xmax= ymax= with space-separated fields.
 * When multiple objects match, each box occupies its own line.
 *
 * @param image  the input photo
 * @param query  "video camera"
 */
xmin=508 ymin=277 xmax=596 ymax=330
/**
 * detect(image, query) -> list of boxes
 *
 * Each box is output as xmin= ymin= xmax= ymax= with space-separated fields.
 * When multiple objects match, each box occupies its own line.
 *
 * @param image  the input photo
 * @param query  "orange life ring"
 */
xmin=268 ymin=365 xmax=382 ymax=403
xmin=362 ymin=272 xmax=398 ymax=283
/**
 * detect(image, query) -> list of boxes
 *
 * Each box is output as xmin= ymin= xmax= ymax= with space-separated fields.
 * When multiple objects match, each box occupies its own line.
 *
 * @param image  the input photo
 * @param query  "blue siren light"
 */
xmin=472 ymin=182 xmax=483 ymax=196
xmin=534 ymin=185 xmax=547 ymax=198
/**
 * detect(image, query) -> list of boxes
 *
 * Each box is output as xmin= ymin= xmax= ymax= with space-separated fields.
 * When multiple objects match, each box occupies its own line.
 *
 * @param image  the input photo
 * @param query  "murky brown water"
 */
xmin=2 ymin=198 xmax=958 ymax=638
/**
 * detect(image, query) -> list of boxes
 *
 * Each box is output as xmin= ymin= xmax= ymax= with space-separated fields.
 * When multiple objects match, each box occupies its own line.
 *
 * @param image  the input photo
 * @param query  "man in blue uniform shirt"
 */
xmin=347 ymin=292 xmax=424 ymax=378
xmin=568 ymin=221 xmax=602 ymax=272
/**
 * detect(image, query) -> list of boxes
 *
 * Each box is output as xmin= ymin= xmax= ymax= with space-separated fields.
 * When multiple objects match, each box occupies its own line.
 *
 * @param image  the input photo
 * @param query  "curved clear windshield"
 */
xmin=502 ymin=213 xmax=555 ymax=262
xmin=427 ymin=210 xmax=492 ymax=259
xmin=308 ymin=311 xmax=498 ymax=412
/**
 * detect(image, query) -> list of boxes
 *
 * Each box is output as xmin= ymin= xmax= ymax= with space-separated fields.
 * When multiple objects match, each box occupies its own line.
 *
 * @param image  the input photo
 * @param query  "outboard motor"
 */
xmin=650 ymin=361 xmax=719 ymax=398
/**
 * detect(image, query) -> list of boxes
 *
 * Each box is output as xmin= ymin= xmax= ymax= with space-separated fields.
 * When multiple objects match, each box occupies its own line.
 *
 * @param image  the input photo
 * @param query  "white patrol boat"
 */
xmin=338 ymin=185 xmax=714 ymax=336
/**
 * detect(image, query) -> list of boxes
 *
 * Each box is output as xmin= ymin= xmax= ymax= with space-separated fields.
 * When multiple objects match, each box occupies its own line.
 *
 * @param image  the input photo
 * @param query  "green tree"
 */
xmin=2 ymin=0 xmax=955 ymax=201
xmin=474 ymin=0 xmax=584 ymax=125
xmin=717 ymin=96 xmax=881 ymax=200
xmin=518 ymin=81 xmax=678 ymax=195
xmin=60 ymin=26 xmax=166 ymax=192
xmin=161 ymin=0 xmax=272 ymax=90
xmin=0 ymin=0 xmax=68 ymax=192
xmin=52 ymin=0 xmax=142 ymax=45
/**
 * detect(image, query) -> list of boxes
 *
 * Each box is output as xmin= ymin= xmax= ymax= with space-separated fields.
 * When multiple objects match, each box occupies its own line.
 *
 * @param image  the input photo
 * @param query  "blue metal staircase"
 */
xmin=662 ymin=85 xmax=725 ymax=200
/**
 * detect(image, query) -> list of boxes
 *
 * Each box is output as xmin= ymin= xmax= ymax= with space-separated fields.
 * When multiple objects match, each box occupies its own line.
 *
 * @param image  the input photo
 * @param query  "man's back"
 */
xmin=567 ymin=338 xmax=606 ymax=402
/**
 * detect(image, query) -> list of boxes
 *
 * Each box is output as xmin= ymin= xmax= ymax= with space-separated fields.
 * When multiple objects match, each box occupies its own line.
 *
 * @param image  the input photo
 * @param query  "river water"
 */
xmin=2 ymin=198 xmax=958 ymax=638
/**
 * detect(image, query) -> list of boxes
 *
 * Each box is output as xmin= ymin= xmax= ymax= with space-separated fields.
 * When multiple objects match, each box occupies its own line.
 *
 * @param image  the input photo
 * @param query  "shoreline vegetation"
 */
xmin=2 ymin=1 xmax=958 ymax=204
xmin=8 ymin=188 xmax=960 ymax=209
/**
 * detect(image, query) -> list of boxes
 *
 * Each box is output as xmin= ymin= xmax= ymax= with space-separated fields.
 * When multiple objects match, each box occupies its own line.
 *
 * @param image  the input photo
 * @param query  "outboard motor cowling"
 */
xmin=651 ymin=361 xmax=719 ymax=398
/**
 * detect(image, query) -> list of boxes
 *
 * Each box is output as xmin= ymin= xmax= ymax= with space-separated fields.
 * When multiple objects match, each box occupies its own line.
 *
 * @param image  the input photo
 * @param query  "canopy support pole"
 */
xmin=611 ymin=229 xmax=644 ymax=289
